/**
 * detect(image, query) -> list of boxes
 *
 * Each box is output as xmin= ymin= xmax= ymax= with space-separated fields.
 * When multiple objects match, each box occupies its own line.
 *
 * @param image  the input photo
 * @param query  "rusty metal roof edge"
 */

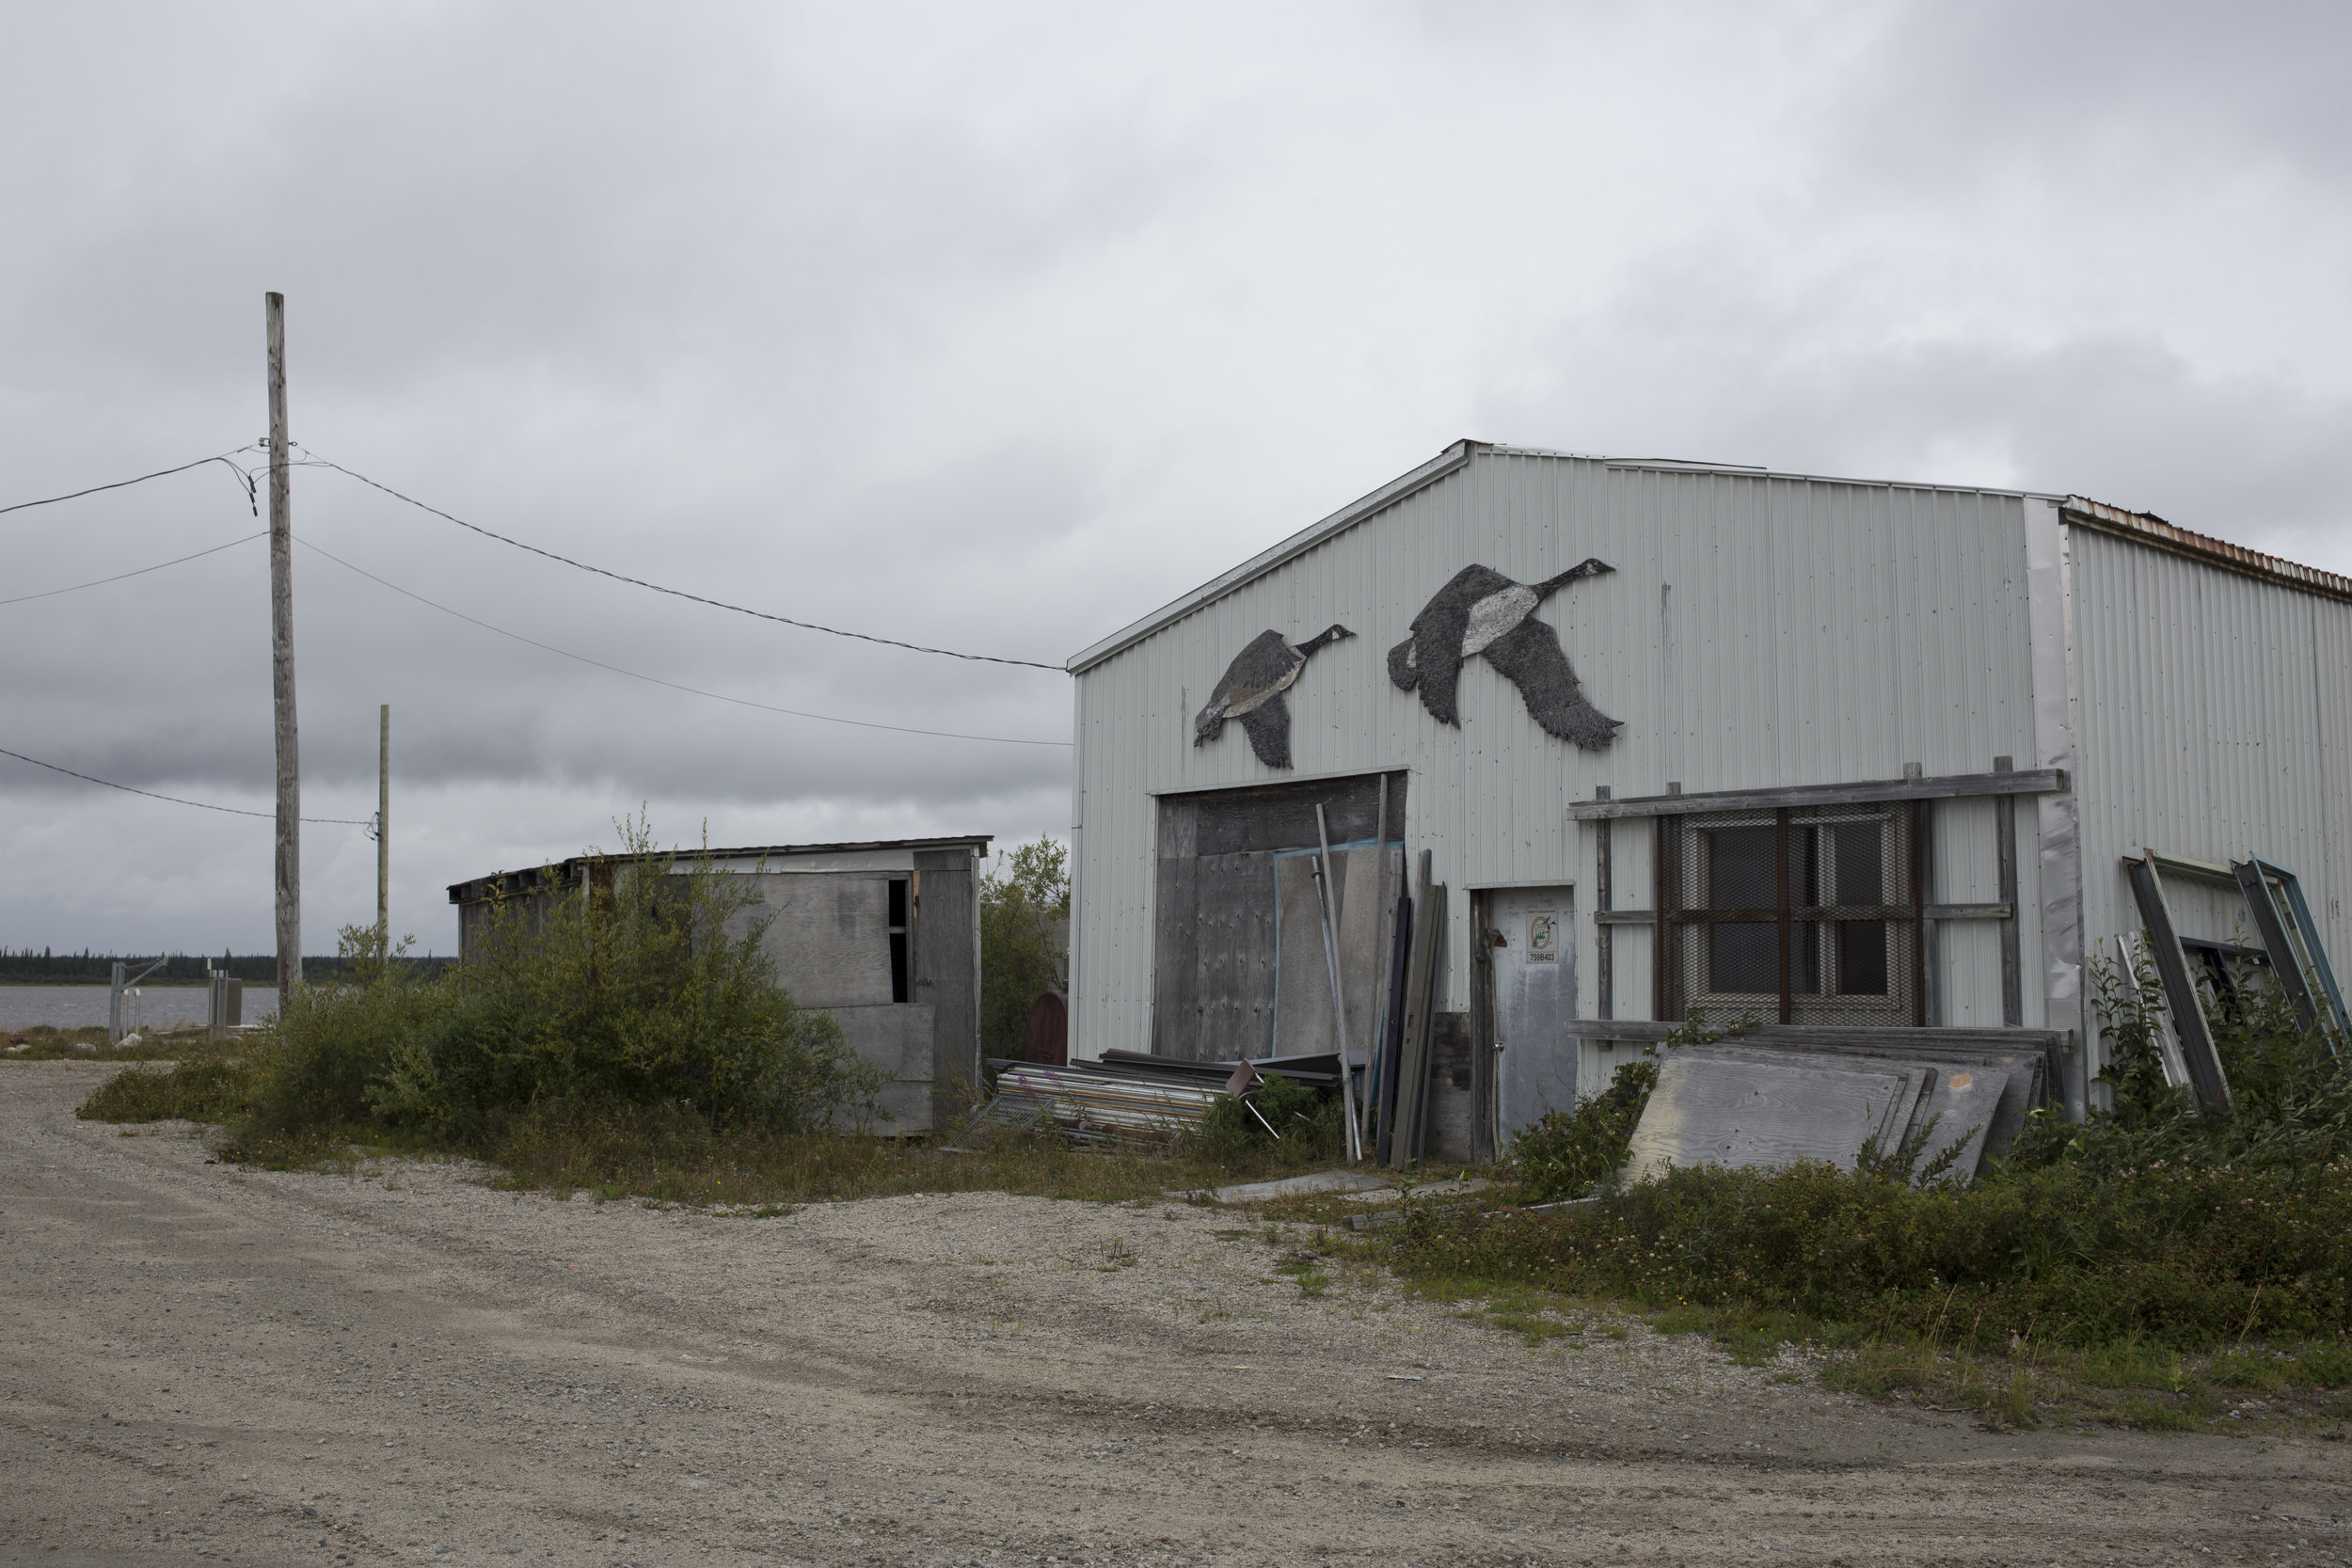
xmin=2062 ymin=496 xmax=2352 ymax=605
xmin=445 ymin=835 xmax=993 ymax=901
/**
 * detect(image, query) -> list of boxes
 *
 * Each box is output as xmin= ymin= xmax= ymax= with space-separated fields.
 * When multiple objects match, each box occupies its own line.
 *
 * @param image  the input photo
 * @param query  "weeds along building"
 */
xmin=446 ymin=836 xmax=990 ymax=1134
xmin=1065 ymin=439 xmax=2352 ymax=1156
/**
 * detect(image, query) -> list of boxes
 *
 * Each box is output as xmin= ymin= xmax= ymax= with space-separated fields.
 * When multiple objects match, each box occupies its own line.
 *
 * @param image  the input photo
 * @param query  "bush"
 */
xmin=234 ymin=817 xmax=878 ymax=1143
xmin=1505 ymin=1053 xmax=1658 ymax=1204
xmin=76 ymin=1055 xmax=250 ymax=1124
xmin=1196 ymin=1071 xmax=1344 ymax=1164
xmin=980 ymin=837 xmax=1069 ymax=1058
xmin=1392 ymin=1153 xmax=2352 ymax=1352
xmin=1405 ymin=949 xmax=2352 ymax=1355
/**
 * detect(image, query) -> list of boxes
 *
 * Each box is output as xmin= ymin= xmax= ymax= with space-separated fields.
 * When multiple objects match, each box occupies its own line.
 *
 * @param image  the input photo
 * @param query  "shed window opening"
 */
xmin=1664 ymin=804 xmax=1920 ymax=1025
xmin=888 ymin=878 xmax=910 ymax=1005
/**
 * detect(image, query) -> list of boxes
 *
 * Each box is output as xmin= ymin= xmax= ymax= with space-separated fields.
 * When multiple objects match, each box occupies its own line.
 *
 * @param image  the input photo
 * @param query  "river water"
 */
xmin=0 ymin=985 xmax=280 ymax=1032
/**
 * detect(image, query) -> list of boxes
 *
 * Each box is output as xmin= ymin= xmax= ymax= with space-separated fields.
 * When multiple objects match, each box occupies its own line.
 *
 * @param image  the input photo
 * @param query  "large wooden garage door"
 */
xmin=1152 ymin=772 xmax=1406 ymax=1062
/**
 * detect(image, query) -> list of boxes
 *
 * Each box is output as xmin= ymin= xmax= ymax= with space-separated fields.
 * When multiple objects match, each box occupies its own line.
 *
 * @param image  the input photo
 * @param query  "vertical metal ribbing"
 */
xmin=1775 ymin=807 xmax=1793 ymax=1025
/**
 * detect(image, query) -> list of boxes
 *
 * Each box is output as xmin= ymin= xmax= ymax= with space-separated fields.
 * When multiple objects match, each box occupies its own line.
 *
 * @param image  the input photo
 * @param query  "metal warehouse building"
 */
xmin=1065 ymin=439 xmax=2351 ymax=1157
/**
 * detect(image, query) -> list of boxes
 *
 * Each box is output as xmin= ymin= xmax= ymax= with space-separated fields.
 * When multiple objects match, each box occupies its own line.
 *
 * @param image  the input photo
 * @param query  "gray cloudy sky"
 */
xmin=4 ymin=1 xmax=2347 ymax=958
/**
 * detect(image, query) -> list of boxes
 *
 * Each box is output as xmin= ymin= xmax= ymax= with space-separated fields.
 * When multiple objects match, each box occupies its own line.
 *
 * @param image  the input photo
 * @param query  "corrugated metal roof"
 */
xmin=2063 ymin=496 xmax=2352 ymax=606
xmin=446 ymin=835 xmax=992 ymax=903
xmin=1066 ymin=445 xmax=2352 ymax=673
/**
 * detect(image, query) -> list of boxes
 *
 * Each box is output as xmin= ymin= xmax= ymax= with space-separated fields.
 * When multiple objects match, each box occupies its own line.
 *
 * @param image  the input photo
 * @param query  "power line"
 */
xmin=290 ymin=448 xmax=1068 ymax=672
xmin=0 ymin=745 xmax=372 ymax=825
xmin=0 ymin=450 xmax=259 ymax=519
xmin=0 ymin=531 xmax=268 ymax=607
xmin=296 ymin=536 xmax=1071 ymax=747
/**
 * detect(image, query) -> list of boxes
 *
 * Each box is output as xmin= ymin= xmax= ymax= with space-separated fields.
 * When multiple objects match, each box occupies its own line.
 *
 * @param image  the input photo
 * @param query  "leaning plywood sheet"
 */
xmin=1333 ymin=845 xmax=1401 ymax=1063
xmin=1622 ymin=1055 xmax=1927 ymax=1184
xmin=1273 ymin=847 xmax=1397 ymax=1059
xmin=1272 ymin=852 xmax=1336 ymax=1056
xmin=1685 ymin=1037 xmax=2045 ymax=1160
xmin=1897 ymin=1063 xmax=2011 ymax=1184
xmin=1677 ymin=1041 xmax=2024 ymax=1180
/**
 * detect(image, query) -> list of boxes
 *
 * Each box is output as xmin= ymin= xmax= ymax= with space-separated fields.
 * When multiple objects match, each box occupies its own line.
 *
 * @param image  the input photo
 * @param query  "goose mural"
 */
xmin=1388 ymin=559 xmax=1620 ymax=748
xmin=1193 ymin=624 xmax=1354 ymax=769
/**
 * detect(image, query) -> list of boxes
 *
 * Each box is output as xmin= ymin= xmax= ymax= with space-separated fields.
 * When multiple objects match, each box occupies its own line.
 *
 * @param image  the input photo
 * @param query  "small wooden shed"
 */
xmin=446 ymin=835 xmax=990 ymax=1133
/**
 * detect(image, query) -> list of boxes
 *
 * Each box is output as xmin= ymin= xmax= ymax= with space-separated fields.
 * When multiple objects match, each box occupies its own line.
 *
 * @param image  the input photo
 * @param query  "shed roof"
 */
xmin=446 ymin=835 xmax=993 ymax=904
xmin=1065 ymin=440 xmax=2350 ymax=672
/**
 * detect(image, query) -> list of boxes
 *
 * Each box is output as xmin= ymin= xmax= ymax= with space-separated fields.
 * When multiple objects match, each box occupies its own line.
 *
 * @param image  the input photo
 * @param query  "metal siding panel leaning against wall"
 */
xmin=2025 ymin=499 xmax=2087 ymax=1117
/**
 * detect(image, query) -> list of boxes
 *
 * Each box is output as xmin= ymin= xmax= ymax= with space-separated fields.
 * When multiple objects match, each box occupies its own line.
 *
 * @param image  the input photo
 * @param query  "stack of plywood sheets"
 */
xmin=1622 ymin=1038 xmax=2044 ymax=1187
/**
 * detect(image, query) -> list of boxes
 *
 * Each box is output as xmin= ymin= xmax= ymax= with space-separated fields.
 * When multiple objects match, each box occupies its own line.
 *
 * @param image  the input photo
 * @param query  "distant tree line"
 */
xmin=0 ymin=948 xmax=449 ymax=986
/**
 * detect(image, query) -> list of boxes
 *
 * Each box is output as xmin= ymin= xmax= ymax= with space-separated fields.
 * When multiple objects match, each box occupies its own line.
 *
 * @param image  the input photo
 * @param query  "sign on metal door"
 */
xmin=1526 ymin=909 xmax=1560 ymax=963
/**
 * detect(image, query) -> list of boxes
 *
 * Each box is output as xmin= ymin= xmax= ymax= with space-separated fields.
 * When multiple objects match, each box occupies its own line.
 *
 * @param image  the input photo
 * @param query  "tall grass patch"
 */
xmin=1394 ymin=948 xmax=2352 ymax=1390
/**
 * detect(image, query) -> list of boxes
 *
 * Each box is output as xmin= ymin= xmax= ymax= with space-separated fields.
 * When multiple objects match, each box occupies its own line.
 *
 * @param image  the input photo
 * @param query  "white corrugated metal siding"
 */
xmin=1070 ymin=448 xmax=2051 ymax=1060
xmin=2068 ymin=523 xmax=2352 ymax=1082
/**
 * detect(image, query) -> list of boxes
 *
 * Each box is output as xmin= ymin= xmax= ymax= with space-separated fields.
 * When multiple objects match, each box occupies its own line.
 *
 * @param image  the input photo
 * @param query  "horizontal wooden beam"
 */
xmin=1563 ymin=1020 xmax=2068 ymax=1050
xmin=1568 ymin=768 xmax=2066 ymax=821
xmin=1593 ymin=903 xmax=2010 ymax=925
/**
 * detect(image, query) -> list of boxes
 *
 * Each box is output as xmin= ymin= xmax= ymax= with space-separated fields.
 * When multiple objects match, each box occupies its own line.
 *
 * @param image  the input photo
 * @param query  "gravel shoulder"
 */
xmin=3 ymin=1061 xmax=2346 ymax=1567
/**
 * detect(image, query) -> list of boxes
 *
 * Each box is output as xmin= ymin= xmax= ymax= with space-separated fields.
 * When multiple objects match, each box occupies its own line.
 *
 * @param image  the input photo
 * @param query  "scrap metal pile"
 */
xmin=950 ymin=1049 xmax=1350 ymax=1151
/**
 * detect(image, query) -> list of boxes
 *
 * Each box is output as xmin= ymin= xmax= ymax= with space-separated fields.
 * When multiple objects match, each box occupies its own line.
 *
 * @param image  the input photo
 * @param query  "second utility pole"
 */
xmin=267 ymin=291 xmax=301 ymax=996
xmin=377 ymin=703 xmax=389 ymax=956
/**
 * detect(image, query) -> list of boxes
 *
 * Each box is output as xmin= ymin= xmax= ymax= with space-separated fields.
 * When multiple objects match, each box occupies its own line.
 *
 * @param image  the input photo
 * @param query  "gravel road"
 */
xmin=3 ymin=1061 xmax=2345 ymax=1567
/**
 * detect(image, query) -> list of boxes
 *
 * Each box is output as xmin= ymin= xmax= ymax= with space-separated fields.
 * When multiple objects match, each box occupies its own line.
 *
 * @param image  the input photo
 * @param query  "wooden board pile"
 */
xmin=1620 ymin=1035 xmax=2053 ymax=1186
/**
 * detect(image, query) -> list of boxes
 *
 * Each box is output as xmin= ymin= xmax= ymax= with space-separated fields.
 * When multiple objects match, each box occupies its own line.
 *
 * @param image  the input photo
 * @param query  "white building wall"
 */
xmin=1070 ymin=448 xmax=2051 ymax=1060
xmin=2066 ymin=523 xmax=2352 ymax=1081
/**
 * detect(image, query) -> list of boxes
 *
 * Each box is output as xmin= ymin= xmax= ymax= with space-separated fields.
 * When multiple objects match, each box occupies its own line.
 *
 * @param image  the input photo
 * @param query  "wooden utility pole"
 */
xmin=377 ymin=703 xmax=389 ymax=955
xmin=266 ymin=292 xmax=301 ymax=995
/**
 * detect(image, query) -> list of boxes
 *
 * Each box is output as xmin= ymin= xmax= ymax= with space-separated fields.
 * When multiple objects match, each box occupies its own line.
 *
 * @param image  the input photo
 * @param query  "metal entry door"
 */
xmin=1491 ymin=886 xmax=1577 ymax=1144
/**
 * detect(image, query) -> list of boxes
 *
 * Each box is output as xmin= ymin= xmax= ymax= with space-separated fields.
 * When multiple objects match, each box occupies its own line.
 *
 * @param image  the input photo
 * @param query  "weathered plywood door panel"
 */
xmin=913 ymin=847 xmax=980 ymax=1123
xmin=1906 ymin=1063 xmax=2010 ymax=1183
xmin=733 ymin=874 xmax=894 ymax=1009
xmin=1273 ymin=852 xmax=1336 ymax=1056
xmin=828 ymin=1003 xmax=937 ymax=1133
xmin=1192 ymin=850 xmax=1277 ymax=1060
xmin=1622 ymin=1056 xmax=1916 ymax=1183
xmin=1336 ymin=845 xmax=1402 ymax=1064
xmin=1491 ymin=885 xmax=1578 ymax=1145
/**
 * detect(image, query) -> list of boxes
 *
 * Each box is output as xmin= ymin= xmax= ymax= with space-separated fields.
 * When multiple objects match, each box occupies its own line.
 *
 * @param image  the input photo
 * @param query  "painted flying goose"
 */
xmin=1388 ymin=559 xmax=1620 ymax=748
xmin=1193 ymin=624 xmax=1354 ymax=769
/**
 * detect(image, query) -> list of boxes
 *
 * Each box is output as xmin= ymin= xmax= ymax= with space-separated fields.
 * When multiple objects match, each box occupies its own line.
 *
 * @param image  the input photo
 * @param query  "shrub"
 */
xmin=1504 ymin=1053 xmax=1658 ymax=1204
xmin=77 ymin=1055 xmax=250 ymax=1124
xmin=980 ymin=837 xmax=1069 ymax=1058
xmin=1404 ymin=949 xmax=2352 ymax=1356
xmin=1196 ymin=1071 xmax=1344 ymax=1164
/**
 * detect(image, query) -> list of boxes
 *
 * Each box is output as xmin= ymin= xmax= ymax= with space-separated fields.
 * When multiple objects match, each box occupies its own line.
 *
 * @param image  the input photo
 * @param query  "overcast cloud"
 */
xmin=4 ymin=0 xmax=2347 ymax=957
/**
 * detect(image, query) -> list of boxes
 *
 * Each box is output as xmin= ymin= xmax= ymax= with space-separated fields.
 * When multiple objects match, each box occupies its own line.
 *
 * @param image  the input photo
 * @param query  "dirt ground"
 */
xmin=3 ymin=1063 xmax=2347 ymax=1568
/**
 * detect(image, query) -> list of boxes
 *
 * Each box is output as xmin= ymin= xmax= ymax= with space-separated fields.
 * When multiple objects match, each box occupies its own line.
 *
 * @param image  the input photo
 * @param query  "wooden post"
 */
xmin=1994 ymin=755 xmax=2023 ymax=1026
xmin=377 ymin=703 xmax=390 ymax=957
xmin=266 ymin=292 xmax=301 ymax=996
xmin=1594 ymin=786 xmax=1613 ymax=1020
xmin=1311 ymin=803 xmax=1362 ymax=1162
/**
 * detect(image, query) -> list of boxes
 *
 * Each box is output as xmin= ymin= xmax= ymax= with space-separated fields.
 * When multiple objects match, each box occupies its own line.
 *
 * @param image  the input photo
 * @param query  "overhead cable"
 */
xmin=0 ymin=449 xmax=260 ymax=519
xmin=0 ymin=531 xmax=268 ymax=607
xmin=292 ymin=448 xmax=1067 ymax=671
xmin=0 ymin=745 xmax=373 ymax=825
xmin=295 ymin=537 xmax=1073 ymax=747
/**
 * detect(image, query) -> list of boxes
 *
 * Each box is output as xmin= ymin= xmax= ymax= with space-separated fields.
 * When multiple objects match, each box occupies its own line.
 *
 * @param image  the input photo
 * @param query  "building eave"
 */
xmin=1065 ymin=439 xmax=1482 ymax=674
xmin=2062 ymin=496 xmax=2352 ymax=605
